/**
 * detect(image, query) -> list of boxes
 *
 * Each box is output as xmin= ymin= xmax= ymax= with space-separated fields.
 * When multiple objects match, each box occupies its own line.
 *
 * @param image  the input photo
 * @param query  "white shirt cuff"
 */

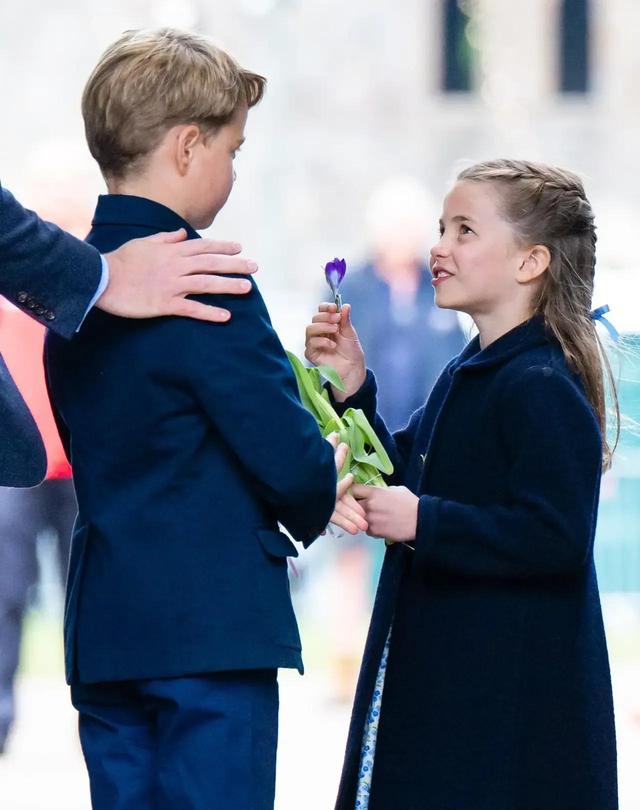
xmin=77 ymin=254 xmax=109 ymax=331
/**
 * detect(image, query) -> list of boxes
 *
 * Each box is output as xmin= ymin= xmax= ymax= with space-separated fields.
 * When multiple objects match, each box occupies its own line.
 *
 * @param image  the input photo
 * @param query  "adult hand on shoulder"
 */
xmin=98 ymin=229 xmax=257 ymax=323
xmin=351 ymin=484 xmax=419 ymax=543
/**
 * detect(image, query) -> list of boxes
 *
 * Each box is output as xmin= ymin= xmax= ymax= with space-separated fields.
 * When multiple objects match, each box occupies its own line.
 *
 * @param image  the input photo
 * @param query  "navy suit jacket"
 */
xmin=45 ymin=194 xmax=337 ymax=685
xmin=0 ymin=185 xmax=101 ymax=486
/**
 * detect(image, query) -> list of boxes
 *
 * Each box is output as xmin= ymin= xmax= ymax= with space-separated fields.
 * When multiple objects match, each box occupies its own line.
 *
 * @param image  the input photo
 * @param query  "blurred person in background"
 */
xmin=0 ymin=299 xmax=77 ymax=754
xmin=0 ymin=188 xmax=96 ymax=754
xmin=0 ymin=188 xmax=89 ymax=754
xmin=340 ymin=177 xmax=466 ymax=432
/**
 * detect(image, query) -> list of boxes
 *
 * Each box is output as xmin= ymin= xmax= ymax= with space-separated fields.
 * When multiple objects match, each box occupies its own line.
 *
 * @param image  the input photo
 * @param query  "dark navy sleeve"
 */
xmin=0 ymin=185 xmax=102 ymax=338
xmin=329 ymin=370 xmax=424 ymax=486
xmin=174 ymin=280 xmax=337 ymax=545
xmin=414 ymin=365 xmax=603 ymax=580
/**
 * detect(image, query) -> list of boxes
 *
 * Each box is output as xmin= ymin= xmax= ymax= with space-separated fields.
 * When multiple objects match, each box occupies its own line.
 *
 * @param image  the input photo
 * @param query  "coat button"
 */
xmin=27 ymin=300 xmax=36 ymax=309
xmin=45 ymin=311 xmax=56 ymax=321
xmin=17 ymin=291 xmax=28 ymax=304
xmin=35 ymin=305 xmax=45 ymax=315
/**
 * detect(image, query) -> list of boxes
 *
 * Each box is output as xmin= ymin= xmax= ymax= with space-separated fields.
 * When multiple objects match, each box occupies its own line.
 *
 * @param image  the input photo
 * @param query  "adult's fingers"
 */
xmin=169 ymin=298 xmax=233 ymax=323
xmin=184 ymin=254 xmax=258 ymax=276
xmin=145 ymin=228 xmax=189 ymax=244
xmin=176 ymin=237 xmax=243 ymax=256
xmin=180 ymin=274 xmax=253 ymax=297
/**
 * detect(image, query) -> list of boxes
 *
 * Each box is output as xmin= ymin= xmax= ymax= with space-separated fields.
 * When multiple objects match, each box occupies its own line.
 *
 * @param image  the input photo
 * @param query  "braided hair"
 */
xmin=457 ymin=159 xmax=619 ymax=469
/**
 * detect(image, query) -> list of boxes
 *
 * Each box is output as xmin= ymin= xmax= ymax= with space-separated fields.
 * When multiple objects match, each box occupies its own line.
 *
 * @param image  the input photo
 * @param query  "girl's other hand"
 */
xmin=305 ymin=303 xmax=366 ymax=401
xmin=351 ymin=484 xmax=419 ymax=543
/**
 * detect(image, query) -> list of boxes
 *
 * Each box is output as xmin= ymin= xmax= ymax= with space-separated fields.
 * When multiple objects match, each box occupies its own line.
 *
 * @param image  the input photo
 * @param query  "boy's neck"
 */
xmin=106 ymin=176 xmax=192 ymax=227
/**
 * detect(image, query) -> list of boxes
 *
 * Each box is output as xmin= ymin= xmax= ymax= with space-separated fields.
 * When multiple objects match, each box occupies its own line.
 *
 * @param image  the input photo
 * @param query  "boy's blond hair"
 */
xmin=82 ymin=28 xmax=265 ymax=179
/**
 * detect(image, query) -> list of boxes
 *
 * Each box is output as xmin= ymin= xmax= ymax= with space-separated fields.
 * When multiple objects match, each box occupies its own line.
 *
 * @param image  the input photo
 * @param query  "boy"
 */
xmin=45 ymin=28 xmax=344 ymax=809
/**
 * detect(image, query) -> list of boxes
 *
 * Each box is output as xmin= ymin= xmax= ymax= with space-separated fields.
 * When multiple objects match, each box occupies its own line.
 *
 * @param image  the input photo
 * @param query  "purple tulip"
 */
xmin=324 ymin=257 xmax=347 ymax=294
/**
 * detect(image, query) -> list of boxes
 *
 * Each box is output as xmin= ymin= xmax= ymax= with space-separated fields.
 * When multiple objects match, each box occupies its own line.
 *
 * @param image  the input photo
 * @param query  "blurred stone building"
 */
xmin=1 ymin=1 xmax=639 ymax=305
xmin=1 ymin=0 xmax=639 ymax=586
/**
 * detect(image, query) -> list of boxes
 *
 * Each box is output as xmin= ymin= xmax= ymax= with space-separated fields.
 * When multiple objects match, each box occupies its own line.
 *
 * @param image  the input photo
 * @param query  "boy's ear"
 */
xmin=176 ymin=125 xmax=202 ymax=175
xmin=517 ymin=244 xmax=551 ymax=284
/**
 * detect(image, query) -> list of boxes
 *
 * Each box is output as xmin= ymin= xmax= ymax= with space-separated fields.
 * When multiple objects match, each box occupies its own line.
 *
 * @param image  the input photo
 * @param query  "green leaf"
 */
xmin=316 ymin=364 xmax=346 ymax=393
xmin=286 ymin=351 xmax=323 ymax=424
xmin=309 ymin=389 xmax=341 ymax=427
xmin=286 ymin=352 xmax=392 ymax=487
xmin=351 ymin=462 xmax=388 ymax=488
xmin=344 ymin=408 xmax=394 ymax=475
xmin=308 ymin=366 xmax=325 ymax=394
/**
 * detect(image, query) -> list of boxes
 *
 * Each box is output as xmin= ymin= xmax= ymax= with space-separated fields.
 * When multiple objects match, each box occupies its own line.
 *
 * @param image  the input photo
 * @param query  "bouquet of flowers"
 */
xmin=286 ymin=258 xmax=393 ymax=488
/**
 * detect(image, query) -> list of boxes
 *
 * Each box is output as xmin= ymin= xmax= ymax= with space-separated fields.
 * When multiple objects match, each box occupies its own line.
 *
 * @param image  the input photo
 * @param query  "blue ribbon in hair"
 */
xmin=590 ymin=305 xmax=619 ymax=342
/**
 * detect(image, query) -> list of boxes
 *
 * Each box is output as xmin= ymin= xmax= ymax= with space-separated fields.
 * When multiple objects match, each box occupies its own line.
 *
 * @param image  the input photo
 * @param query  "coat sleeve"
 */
xmin=414 ymin=365 xmax=603 ymax=580
xmin=329 ymin=369 xmax=424 ymax=486
xmin=173 ymin=280 xmax=337 ymax=545
xmin=0 ymin=185 xmax=102 ymax=339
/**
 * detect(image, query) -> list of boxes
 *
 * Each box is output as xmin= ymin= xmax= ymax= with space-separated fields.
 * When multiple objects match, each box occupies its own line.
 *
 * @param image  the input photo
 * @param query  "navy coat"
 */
xmin=333 ymin=316 xmax=617 ymax=810
xmin=44 ymin=194 xmax=337 ymax=685
xmin=0 ymin=185 xmax=101 ymax=486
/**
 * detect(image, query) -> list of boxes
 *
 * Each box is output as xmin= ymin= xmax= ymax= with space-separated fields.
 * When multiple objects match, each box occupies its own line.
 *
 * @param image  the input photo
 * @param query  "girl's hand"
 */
xmin=323 ymin=433 xmax=369 ymax=535
xmin=305 ymin=303 xmax=366 ymax=401
xmin=351 ymin=485 xmax=419 ymax=543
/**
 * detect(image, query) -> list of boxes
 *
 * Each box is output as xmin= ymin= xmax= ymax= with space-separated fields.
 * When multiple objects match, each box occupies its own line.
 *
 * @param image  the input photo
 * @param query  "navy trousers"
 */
xmin=71 ymin=669 xmax=279 ymax=810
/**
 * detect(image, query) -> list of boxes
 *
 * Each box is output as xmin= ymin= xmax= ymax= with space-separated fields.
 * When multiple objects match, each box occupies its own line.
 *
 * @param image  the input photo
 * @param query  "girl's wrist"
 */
xmin=332 ymin=366 xmax=367 ymax=402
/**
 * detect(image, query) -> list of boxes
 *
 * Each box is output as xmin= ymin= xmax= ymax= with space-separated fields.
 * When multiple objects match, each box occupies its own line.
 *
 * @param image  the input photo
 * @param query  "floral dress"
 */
xmin=354 ymin=628 xmax=392 ymax=808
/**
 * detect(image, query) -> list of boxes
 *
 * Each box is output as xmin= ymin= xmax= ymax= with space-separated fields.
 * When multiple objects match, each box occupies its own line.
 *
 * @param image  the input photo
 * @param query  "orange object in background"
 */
xmin=0 ymin=300 xmax=71 ymax=480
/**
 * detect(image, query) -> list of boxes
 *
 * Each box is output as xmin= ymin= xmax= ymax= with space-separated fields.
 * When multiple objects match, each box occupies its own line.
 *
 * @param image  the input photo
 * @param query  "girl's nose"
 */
xmin=430 ymin=237 xmax=449 ymax=263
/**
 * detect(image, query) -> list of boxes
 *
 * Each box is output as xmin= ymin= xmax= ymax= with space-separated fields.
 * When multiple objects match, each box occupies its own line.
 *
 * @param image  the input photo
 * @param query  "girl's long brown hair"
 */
xmin=457 ymin=159 xmax=619 ymax=469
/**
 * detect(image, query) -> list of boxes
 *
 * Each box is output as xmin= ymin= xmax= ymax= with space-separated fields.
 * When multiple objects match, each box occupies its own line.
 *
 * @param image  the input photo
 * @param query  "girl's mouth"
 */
xmin=432 ymin=270 xmax=454 ymax=286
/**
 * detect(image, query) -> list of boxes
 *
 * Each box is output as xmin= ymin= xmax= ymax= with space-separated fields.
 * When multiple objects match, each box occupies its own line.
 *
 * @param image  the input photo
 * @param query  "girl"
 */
xmin=306 ymin=160 xmax=619 ymax=810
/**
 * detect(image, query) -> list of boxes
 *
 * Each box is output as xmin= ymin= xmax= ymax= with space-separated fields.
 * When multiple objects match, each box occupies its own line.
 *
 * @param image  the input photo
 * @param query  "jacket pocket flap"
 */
xmin=258 ymin=529 xmax=299 ymax=559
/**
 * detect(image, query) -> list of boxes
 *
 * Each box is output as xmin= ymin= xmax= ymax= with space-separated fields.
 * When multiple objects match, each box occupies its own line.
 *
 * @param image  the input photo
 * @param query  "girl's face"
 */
xmin=430 ymin=180 xmax=526 ymax=318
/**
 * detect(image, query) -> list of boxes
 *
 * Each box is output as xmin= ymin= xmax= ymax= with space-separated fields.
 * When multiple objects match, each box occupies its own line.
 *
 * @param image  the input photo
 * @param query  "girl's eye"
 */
xmin=460 ymin=224 xmax=473 ymax=236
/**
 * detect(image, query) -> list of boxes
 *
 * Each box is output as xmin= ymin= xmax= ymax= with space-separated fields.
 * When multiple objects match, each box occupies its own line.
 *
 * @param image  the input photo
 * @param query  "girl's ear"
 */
xmin=517 ymin=244 xmax=551 ymax=284
xmin=175 ymin=125 xmax=202 ymax=176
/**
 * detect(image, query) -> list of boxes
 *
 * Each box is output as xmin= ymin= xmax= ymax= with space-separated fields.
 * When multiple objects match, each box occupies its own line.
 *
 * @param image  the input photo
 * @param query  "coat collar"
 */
xmin=449 ymin=314 xmax=553 ymax=375
xmin=91 ymin=194 xmax=200 ymax=239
